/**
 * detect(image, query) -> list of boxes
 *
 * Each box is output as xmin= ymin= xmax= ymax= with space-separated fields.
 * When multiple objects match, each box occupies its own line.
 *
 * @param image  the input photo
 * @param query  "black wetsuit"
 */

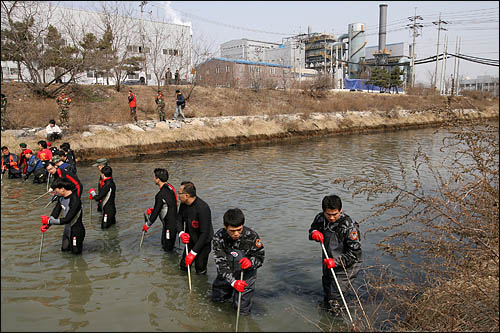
xmin=211 ymin=226 xmax=265 ymax=315
xmin=308 ymin=212 xmax=362 ymax=306
xmin=147 ymin=183 xmax=178 ymax=251
xmin=51 ymin=167 xmax=83 ymax=198
xmin=49 ymin=190 xmax=85 ymax=254
xmin=176 ymin=196 xmax=214 ymax=274
xmin=64 ymin=149 xmax=77 ymax=174
xmin=92 ymin=177 xmax=116 ymax=229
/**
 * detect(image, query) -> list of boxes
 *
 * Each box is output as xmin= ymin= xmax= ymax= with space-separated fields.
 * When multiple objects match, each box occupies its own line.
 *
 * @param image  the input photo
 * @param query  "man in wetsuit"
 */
xmin=92 ymin=158 xmax=108 ymax=212
xmin=23 ymin=149 xmax=47 ymax=183
xmin=18 ymin=143 xmax=29 ymax=176
xmin=41 ymin=177 xmax=85 ymax=254
xmin=212 ymin=208 xmax=265 ymax=316
xmin=309 ymin=194 xmax=362 ymax=312
xmin=59 ymin=142 xmax=77 ymax=174
xmin=46 ymin=162 xmax=83 ymax=198
xmin=142 ymin=168 xmax=178 ymax=251
xmin=89 ymin=166 xmax=116 ymax=229
xmin=177 ymin=181 xmax=214 ymax=274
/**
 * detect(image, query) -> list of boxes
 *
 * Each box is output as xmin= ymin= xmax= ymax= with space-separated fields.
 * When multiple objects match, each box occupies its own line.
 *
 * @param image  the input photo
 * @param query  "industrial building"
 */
xmin=1 ymin=2 xmax=192 ymax=86
xmin=217 ymin=3 xmax=411 ymax=89
xmin=459 ymin=75 xmax=499 ymax=97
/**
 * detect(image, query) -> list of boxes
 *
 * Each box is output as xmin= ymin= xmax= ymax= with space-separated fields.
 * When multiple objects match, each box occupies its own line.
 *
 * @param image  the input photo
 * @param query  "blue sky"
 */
xmin=54 ymin=1 xmax=499 ymax=84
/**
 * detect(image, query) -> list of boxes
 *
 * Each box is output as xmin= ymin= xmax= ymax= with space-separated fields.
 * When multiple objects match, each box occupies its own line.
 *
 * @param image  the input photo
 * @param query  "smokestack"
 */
xmin=378 ymin=3 xmax=388 ymax=52
xmin=308 ymin=25 xmax=312 ymax=35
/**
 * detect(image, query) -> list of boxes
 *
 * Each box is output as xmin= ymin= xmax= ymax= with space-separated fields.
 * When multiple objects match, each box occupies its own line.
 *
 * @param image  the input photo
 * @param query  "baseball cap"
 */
xmin=92 ymin=158 xmax=108 ymax=167
xmin=51 ymin=155 xmax=61 ymax=163
xmin=19 ymin=143 xmax=27 ymax=148
xmin=24 ymin=149 xmax=33 ymax=154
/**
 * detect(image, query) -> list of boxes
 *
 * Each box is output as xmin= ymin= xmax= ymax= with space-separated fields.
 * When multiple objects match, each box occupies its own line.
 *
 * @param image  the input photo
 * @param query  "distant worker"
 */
xmin=128 ymin=89 xmax=137 ymax=122
xmin=212 ymin=208 xmax=265 ymax=316
xmin=18 ymin=143 xmax=29 ymax=176
xmin=1 ymin=146 xmax=21 ymax=179
xmin=92 ymin=158 xmax=109 ymax=212
xmin=1 ymin=93 xmax=7 ymax=131
xmin=155 ymin=90 xmax=166 ymax=122
xmin=175 ymin=69 xmax=180 ymax=85
xmin=23 ymin=149 xmax=47 ymax=183
xmin=60 ymin=142 xmax=77 ymax=174
xmin=46 ymin=161 xmax=83 ymax=198
xmin=46 ymin=119 xmax=63 ymax=142
xmin=56 ymin=90 xmax=71 ymax=127
xmin=89 ymin=165 xmax=117 ymax=229
xmin=165 ymin=68 xmax=172 ymax=86
xmin=37 ymin=140 xmax=53 ymax=167
xmin=173 ymin=89 xmax=186 ymax=122
xmin=309 ymin=194 xmax=362 ymax=312
xmin=40 ymin=177 xmax=85 ymax=255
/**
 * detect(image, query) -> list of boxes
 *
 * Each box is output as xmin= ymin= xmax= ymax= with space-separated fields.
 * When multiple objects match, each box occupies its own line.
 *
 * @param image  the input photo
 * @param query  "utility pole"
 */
xmin=140 ymin=1 xmax=148 ymax=85
xmin=432 ymin=13 xmax=448 ymax=90
xmin=440 ymin=34 xmax=448 ymax=94
xmin=452 ymin=36 xmax=459 ymax=96
xmin=456 ymin=37 xmax=461 ymax=95
xmin=406 ymin=7 xmax=423 ymax=87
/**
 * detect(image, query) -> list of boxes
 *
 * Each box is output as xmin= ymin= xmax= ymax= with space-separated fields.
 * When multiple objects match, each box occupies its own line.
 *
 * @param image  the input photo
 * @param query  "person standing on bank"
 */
xmin=142 ymin=168 xmax=179 ymax=251
xmin=89 ymin=165 xmax=116 ymax=229
xmin=173 ymin=89 xmax=186 ymax=122
xmin=128 ymin=89 xmax=137 ymax=122
xmin=46 ymin=119 xmax=63 ymax=142
xmin=155 ymin=90 xmax=166 ymax=122
xmin=177 ymin=181 xmax=214 ymax=274
xmin=92 ymin=158 xmax=108 ymax=212
xmin=165 ymin=68 xmax=172 ymax=86
xmin=56 ymin=90 xmax=71 ymax=128
xmin=41 ymin=177 xmax=85 ymax=254
xmin=309 ymin=194 xmax=362 ymax=312
xmin=212 ymin=208 xmax=265 ymax=316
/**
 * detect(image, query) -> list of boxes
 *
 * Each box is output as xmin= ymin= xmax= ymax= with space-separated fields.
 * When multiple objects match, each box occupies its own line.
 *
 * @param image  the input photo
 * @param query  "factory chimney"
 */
xmin=378 ymin=3 xmax=388 ymax=52
xmin=308 ymin=25 xmax=312 ymax=36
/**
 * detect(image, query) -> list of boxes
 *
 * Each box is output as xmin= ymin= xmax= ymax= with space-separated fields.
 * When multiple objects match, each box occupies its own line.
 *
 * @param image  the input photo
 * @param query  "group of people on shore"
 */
xmin=128 ymin=88 xmax=186 ymax=123
xmin=2 ymin=144 xmax=362 ymax=316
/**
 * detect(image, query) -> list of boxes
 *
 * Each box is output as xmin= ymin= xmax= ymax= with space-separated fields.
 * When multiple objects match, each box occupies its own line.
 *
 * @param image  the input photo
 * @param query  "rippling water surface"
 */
xmin=1 ymin=125 xmax=490 ymax=331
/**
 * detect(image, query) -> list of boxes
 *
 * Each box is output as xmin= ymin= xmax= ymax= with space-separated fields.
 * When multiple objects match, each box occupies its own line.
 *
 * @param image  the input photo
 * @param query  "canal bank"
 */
xmin=1 ymin=106 xmax=497 ymax=162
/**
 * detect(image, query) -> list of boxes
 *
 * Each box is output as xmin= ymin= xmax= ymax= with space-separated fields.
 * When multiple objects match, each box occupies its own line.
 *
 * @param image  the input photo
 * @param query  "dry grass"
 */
xmin=2 ymin=82 xmax=498 ymax=132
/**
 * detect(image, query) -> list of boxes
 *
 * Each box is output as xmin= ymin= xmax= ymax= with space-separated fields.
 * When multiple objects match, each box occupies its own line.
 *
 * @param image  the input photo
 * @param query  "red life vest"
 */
xmin=1 ymin=154 xmax=19 ymax=171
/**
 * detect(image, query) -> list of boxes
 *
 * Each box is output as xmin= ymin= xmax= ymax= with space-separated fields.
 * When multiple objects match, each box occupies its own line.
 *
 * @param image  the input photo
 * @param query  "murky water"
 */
xmin=2 ymin=124 xmax=494 ymax=331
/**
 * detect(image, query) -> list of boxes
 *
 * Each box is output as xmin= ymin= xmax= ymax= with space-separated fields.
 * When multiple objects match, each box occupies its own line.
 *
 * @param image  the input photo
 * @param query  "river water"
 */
xmin=1 ymin=124 xmax=495 ymax=332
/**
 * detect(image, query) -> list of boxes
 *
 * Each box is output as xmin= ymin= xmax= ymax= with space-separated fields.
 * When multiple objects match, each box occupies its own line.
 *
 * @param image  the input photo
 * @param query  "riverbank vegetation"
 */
xmin=334 ymin=122 xmax=499 ymax=331
xmin=1 ymin=82 xmax=498 ymax=132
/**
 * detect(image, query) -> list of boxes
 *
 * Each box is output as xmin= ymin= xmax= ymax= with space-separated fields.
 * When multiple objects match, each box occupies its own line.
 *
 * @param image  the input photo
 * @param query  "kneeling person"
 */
xmin=212 ymin=208 xmax=265 ymax=315
xmin=89 ymin=166 xmax=116 ymax=229
xmin=40 ymin=177 xmax=85 ymax=254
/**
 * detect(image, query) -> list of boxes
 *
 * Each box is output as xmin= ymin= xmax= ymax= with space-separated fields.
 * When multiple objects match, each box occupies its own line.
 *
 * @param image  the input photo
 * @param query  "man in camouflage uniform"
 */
xmin=56 ymin=91 xmax=72 ymax=127
xmin=155 ymin=90 xmax=166 ymax=122
xmin=309 ymin=194 xmax=362 ymax=312
xmin=1 ymin=93 xmax=7 ymax=131
xmin=212 ymin=208 xmax=265 ymax=316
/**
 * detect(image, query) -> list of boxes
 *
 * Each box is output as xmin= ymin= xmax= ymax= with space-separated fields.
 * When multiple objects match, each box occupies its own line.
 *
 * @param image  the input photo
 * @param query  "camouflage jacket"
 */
xmin=56 ymin=95 xmax=71 ymax=107
xmin=308 ymin=212 xmax=362 ymax=269
xmin=155 ymin=95 xmax=165 ymax=107
xmin=213 ymin=226 xmax=265 ymax=285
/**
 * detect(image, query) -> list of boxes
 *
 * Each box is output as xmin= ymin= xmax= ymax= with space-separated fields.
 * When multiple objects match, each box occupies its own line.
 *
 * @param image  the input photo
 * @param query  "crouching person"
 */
xmin=40 ymin=177 xmax=85 ymax=254
xmin=212 ymin=208 xmax=265 ymax=316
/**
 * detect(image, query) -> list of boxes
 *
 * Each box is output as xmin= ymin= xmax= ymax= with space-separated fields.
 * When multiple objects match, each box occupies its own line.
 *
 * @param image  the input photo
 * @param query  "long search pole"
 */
xmin=320 ymin=242 xmax=355 ymax=329
xmin=235 ymin=270 xmax=244 ymax=332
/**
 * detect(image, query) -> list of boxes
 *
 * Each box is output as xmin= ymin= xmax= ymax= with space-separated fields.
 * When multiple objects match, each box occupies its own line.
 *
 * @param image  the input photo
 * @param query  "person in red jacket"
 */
xmin=37 ymin=140 xmax=53 ymax=167
xmin=128 ymin=89 xmax=137 ymax=122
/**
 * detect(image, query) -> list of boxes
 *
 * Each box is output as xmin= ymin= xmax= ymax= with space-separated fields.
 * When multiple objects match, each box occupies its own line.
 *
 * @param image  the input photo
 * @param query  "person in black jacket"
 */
xmin=92 ymin=158 xmax=108 ymax=212
xmin=59 ymin=142 xmax=77 ymax=174
xmin=46 ymin=162 xmax=83 ymax=198
xmin=89 ymin=166 xmax=116 ymax=229
xmin=40 ymin=177 xmax=85 ymax=254
xmin=308 ymin=194 xmax=362 ymax=311
xmin=177 ymin=181 xmax=214 ymax=274
xmin=142 ymin=168 xmax=178 ymax=251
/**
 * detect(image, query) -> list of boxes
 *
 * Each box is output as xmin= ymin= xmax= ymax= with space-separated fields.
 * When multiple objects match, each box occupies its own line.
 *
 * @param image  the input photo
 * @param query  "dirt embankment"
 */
xmin=1 ymin=82 xmax=498 ymax=161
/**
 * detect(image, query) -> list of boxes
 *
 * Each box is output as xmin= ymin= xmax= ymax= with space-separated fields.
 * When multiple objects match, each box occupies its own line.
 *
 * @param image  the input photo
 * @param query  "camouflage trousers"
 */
xmin=1 ymin=106 xmax=6 ymax=130
xmin=157 ymin=105 xmax=165 ymax=121
xmin=59 ymin=107 xmax=70 ymax=127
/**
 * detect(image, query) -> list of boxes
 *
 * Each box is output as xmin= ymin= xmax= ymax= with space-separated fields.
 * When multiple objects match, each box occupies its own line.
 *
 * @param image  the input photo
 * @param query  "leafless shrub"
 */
xmin=333 ymin=122 xmax=499 ymax=331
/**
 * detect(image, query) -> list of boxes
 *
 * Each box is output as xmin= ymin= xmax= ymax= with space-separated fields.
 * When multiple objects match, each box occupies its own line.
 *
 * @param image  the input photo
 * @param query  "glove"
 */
xmin=48 ymin=188 xmax=54 ymax=193
xmin=239 ymin=257 xmax=252 ymax=270
xmin=88 ymin=188 xmax=96 ymax=198
xmin=232 ymin=280 xmax=248 ymax=293
xmin=324 ymin=258 xmax=336 ymax=269
xmin=48 ymin=216 xmax=59 ymax=225
xmin=146 ymin=207 xmax=154 ymax=215
xmin=40 ymin=224 xmax=50 ymax=233
xmin=142 ymin=223 xmax=149 ymax=233
xmin=179 ymin=232 xmax=190 ymax=244
xmin=311 ymin=230 xmax=324 ymax=243
xmin=41 ymin=215 xmax=49 ymax=225
xmin=185 ymin=251 xmax=196 ymax=266
xmin=88 ymin=194 xmax=93 ymax=200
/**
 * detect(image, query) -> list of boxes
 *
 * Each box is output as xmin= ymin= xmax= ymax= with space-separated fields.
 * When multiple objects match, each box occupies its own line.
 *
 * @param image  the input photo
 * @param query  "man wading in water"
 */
xmin=309 ymin=194 xmax=362 ymax=313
